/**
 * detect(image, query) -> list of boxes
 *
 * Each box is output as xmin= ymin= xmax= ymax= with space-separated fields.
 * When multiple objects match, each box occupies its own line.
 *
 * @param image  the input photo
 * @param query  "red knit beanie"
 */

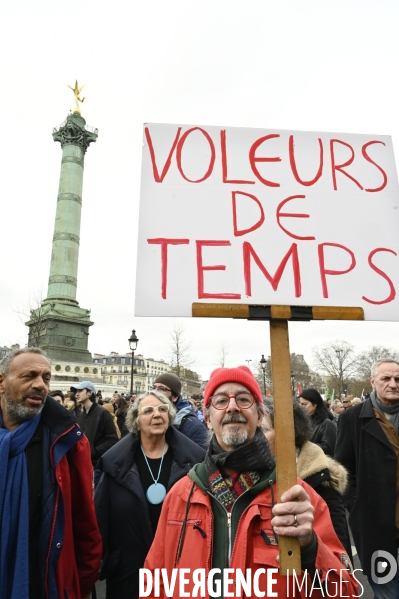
xmin=204 ymin=366 xmax=264 ymax=412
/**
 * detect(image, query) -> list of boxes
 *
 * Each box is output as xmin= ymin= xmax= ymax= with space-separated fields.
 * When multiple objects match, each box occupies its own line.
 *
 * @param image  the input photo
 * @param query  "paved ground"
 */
xmin=352 ymin=546 xmax=373 ymax=598
xmin=94 ymin=579 xmax=105 ymax=599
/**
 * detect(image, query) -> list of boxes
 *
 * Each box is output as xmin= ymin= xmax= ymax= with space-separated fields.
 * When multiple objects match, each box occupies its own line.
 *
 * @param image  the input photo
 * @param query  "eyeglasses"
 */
xmin=209 ymin=393 xmax=255 ymax=410
xmin=138 ymin=405 xmax=169 ymax=416
xmin=151 ymin=385 xmax=171 ymax=393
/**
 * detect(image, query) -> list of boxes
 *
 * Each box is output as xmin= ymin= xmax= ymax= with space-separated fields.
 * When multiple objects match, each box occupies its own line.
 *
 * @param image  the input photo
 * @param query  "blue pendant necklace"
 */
xmin=141 ymin=442 xmax=167 ymax=504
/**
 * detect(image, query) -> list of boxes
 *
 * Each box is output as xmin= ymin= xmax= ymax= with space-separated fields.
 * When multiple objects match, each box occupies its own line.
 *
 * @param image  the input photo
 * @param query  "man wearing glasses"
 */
xmin=336 ymin=359 xmax=399 ymax=598
xmin=144 ymin=366 xmax=358 ymax=597
xmin=342 ymin=398 xmax=352 ymax=410
xmin=152 ymin=373 xmax=208 ymax=450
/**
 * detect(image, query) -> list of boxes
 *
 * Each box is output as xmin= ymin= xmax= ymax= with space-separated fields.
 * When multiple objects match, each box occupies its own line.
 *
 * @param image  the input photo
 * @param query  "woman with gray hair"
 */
xmin=94 ymin=390 xmax=205 ymax=599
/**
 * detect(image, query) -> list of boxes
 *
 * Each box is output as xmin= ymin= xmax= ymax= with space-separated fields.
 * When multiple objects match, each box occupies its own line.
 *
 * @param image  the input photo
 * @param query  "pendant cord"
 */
xmin=141 ymin=442 xmax=166 ymax=484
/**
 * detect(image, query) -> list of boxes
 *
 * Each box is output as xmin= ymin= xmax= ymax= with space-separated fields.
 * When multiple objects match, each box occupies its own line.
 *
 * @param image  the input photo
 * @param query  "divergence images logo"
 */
xmin=371 ymin=550 xmax=398 ymax=585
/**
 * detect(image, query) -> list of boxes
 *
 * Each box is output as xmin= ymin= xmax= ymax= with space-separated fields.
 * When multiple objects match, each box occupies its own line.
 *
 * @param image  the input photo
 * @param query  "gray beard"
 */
xmin=221 ymin=425 xmax=249 ymax=448
xmin=4 ymin=395 xmax=45 ymax=424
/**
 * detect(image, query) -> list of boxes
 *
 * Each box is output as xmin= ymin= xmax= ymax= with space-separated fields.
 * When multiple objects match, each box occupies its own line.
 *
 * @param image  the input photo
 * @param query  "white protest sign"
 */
xmin=135 ymin=123 xmax=399 ymax=320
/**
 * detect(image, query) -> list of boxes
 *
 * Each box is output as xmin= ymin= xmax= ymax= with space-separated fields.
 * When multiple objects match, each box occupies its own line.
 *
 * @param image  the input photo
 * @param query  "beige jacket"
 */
xmin=297 ymin=440 xmax=348 ymax=494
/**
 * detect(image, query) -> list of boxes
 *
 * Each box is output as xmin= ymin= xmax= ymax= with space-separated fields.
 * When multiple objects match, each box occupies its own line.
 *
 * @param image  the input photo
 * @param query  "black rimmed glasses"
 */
xmin=209 ymin=393 xmax=255 ymax=410
xmin=139 ymin=405 xmax=169 ymax=416
xmin=151 ymin=385 xmax=171 ymax=393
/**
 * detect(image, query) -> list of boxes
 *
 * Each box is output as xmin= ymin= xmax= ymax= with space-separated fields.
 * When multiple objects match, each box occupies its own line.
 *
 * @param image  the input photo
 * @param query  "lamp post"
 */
xmin=260 ymin=354 xmax=267 ymax=396
xmin=335 ymin=348 xmax=345 ymax=397
xmin=245 ymin=359 xmax=252 ymax=370
xmin=291 ymin=371 xmax=296 ymax=399
xmin=128 ymin=329 xmax=139 ymax=394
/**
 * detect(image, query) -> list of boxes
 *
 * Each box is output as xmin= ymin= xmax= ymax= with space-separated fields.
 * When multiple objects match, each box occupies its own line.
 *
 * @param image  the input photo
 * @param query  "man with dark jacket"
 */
xmin=73 ymin=380 xmax=118 ymax=467
xmin=0 ymin=347 xmax=101 ymax=599
xmin=153 ymin=372 xmax=208 ymax=450
xmin=335 ymin=359 xmax=399 ymax=598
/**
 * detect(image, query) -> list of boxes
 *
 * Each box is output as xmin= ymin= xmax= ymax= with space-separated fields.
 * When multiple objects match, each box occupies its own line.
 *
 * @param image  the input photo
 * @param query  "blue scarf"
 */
xmin=0 ymin=410 xmax=41 ymax=599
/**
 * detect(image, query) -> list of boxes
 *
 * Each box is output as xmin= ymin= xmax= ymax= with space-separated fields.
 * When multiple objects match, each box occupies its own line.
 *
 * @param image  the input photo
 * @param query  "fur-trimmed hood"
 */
xmin=297 ymin=440 xmax=348 ymax=495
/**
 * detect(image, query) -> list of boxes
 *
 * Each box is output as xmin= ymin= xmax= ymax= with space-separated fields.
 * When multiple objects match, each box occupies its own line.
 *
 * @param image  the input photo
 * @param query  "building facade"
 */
xmin=93 ymin=352 xmax=147 ymax=394
xmin=145 ymin=358 xmax=172 ymax=391
xmin=92 ymin=353 xmax=205 ymax=395
xmin=173 ymin=367 xmax=202 ymax=397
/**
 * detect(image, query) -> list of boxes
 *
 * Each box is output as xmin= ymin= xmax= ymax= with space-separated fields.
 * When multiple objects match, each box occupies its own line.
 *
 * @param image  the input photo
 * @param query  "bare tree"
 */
xmin=15 ymin=289 xmax=48 ymax=348
xmin=167 ymin=321 xmax=195 ymax=395
xmin=357 ymin=345 xmax=399 ymax=379
xmin=217 ymin=342 xmax=229 ymax=367
xmin=312 ymin=340 xmax=359 ymax=396
xmin=168 ymin=321 xmax=194 ymax=371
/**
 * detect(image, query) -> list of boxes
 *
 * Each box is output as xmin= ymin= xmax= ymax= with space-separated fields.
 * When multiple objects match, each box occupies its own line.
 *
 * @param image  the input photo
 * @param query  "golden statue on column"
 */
xmin=68 ymin=80 xmax=86 ymax=114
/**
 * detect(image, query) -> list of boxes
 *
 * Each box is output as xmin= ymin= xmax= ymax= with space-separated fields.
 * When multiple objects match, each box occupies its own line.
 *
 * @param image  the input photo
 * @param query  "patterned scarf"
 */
xmin=208 ymin=468 xmax=260 ymax=512
xmin=205 ymin=428 xmax=275 ymax=512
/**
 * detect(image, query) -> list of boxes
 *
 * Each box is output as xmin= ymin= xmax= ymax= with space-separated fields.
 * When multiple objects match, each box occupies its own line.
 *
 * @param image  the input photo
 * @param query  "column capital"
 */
xmin=52 ymin=112 xmax=98 ymax=154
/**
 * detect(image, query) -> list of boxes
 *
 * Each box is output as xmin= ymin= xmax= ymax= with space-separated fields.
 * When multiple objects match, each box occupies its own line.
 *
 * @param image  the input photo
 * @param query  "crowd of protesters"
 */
xmin=0 ymin=346 xmax=398 ymax=598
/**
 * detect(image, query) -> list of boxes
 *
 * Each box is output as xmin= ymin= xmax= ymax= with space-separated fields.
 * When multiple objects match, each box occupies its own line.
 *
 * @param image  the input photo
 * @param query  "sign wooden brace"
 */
xmin=192 ymin=303 xmax=364 ymax=575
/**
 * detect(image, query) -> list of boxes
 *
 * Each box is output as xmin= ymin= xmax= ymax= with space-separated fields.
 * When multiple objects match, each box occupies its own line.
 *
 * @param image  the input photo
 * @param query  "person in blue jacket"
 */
xmin=153 ymin=373 xmax=209 ymax=450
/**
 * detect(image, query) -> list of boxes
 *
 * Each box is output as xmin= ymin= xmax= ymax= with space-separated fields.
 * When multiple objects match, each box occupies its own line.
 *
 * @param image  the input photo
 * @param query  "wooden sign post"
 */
xmin=192 ymin=302 xmax=364 ymax=574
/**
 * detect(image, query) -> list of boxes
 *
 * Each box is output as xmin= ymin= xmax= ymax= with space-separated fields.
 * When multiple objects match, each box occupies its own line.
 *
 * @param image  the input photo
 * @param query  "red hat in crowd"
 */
xmin=203 ymin=366 xmax=264 ymax=413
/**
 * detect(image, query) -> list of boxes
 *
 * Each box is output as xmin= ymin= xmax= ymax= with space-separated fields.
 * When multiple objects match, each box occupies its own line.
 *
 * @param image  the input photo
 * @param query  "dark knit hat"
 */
xmin=204 ymin=366 xmax=264 ymax=412
xmin=154 ymin=372 xmax=181 ymax=397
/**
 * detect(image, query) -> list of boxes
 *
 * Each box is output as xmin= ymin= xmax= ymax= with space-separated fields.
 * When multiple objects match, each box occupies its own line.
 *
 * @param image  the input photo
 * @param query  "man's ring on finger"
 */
xmin=293 ymin=514 xmax=299 ymax=527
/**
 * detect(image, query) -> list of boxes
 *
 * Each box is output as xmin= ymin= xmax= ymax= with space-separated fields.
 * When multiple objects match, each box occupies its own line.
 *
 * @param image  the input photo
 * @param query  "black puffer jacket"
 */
xmin=310 ymin=415 xmax=337 ymax=456
xmin=116 ymin=410 xmax=129 ymax=437
xmin=297 ymin=441 xmax=353 ymax=565
xmin=95 ymin=427 xmax=205 ymax=599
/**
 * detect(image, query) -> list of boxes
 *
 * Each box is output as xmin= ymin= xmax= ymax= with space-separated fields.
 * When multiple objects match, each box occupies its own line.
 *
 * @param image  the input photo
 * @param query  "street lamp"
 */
xmin=335 ymin=348 xmax=345 ymax=397
xmin=260 ymin=354 xmax=267 ymax=395
xmin=291 ymin=371 xmax=296 ymax=399
xmin=128 ymin=329 xmax=139 ymax=394
xmin=245 ymin=359 xmax=252 ymax=370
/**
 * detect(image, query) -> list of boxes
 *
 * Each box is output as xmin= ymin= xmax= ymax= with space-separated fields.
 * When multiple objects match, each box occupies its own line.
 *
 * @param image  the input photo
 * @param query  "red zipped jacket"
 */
xmin=39 ymin=397 xmax=102 ymax=599
xmin=144 ymin=466 xmax=360 ymax=598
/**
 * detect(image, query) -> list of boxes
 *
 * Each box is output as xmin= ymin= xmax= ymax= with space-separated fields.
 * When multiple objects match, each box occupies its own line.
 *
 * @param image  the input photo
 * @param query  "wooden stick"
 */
xmin=191 ymin=302 xmax=364 ymax=575
xmin=270 ymin=319 xmax=301 ymax=575
xmin=192 ymin=303 xmax=249 ymax=318
xmin=192 ymin=303 xmax=364 ymax=321
xmin=312 ymin=306 xmax=363 ymax=320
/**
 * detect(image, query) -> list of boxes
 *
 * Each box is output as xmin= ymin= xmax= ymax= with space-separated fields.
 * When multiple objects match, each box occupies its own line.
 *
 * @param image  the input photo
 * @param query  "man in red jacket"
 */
xmin=144 ymin=366 xmax=359 ymax=597
xmin=0 ymin=347 xmax=101 ymax=599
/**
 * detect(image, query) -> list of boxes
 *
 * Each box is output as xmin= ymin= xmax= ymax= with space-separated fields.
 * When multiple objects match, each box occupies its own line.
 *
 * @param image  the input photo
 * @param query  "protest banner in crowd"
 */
xmin=136 ymin=123 xmax=399 ymax=320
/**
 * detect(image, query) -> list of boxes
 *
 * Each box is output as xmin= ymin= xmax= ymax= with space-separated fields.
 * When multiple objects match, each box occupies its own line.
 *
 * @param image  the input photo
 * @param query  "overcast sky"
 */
xmin=1 ymin=0 xmax=398 ymax=380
